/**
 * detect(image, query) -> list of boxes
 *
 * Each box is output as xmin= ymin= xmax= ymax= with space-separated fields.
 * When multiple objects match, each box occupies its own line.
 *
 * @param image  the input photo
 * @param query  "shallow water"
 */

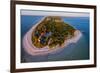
xmin=21 ymin=16 xmax=89 ymax=63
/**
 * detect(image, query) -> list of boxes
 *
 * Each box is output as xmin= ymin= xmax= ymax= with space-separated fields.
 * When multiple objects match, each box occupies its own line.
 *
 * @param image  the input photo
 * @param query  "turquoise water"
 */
xmin=21 ymin=15 xmax=89 ymax=63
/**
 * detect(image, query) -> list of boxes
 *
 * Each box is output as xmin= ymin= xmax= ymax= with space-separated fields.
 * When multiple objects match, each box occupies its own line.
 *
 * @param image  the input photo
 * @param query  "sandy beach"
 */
xmin=22 ymin=17 xmax=82 ymax=56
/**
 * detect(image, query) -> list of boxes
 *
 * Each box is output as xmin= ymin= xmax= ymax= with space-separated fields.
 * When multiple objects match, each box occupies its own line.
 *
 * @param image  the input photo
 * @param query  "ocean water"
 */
xmin=21 ymin=15 xmax=89 ymax=63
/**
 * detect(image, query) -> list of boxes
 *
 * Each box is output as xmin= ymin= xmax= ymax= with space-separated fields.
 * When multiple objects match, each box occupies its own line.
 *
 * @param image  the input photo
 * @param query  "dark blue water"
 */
xmin=21 ymin=15 xmax=89 ymax=63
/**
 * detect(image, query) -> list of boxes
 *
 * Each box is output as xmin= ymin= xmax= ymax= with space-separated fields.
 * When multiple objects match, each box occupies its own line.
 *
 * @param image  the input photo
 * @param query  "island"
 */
xmin=22 ymin=16 xmax=82 ymax=56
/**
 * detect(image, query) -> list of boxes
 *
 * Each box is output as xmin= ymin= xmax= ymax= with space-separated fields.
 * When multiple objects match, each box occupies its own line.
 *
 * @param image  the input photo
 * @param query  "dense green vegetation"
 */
xmin=32 ymin=16 xmax=75 ymax=49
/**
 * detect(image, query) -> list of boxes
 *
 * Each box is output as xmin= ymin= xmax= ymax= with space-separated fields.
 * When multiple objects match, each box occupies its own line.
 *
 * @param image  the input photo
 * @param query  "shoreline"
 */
xmin=22 ymin=18 xmax=82 ymax=56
